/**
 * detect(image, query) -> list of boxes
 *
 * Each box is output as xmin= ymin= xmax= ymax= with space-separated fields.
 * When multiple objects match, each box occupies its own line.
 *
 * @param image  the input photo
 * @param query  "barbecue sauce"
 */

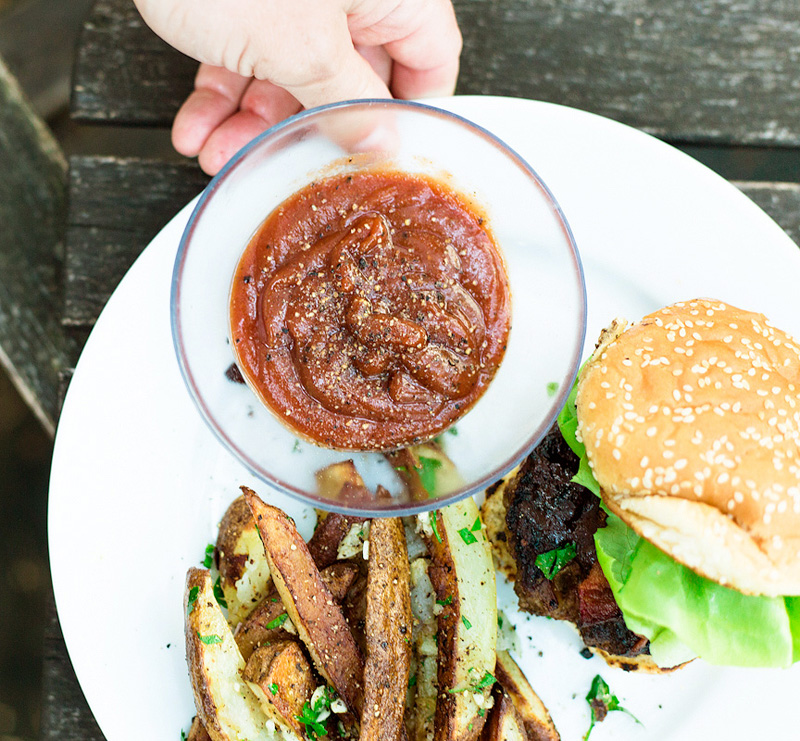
xmin=230 ymin=170 xmax=511 ymax=450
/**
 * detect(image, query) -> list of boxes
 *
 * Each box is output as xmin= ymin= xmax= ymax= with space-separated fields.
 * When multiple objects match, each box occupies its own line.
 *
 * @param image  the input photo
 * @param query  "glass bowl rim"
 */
xmin=170 ymin=97 xmax=588 ymax=516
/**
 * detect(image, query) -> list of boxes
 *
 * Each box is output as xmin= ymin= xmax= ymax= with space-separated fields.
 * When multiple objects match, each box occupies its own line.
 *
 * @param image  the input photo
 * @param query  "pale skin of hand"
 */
xmin=133 ymin=0 xmax=462 ymax=174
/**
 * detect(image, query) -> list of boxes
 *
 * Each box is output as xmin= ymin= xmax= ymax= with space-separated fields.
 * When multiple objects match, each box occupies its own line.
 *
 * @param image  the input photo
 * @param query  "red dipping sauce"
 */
xmin=230 ymin=169 xmax=511 ymax=450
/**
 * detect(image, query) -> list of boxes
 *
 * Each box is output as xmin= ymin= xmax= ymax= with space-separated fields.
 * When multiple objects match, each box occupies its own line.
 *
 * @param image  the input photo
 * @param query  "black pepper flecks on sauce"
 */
xmin=230 ymin=169 xmax=511 ymax=450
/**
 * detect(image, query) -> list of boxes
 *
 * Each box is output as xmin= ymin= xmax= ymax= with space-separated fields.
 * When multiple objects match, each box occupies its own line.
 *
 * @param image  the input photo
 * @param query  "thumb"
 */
xmin=281 ymin=41 xmax=392 ymax=111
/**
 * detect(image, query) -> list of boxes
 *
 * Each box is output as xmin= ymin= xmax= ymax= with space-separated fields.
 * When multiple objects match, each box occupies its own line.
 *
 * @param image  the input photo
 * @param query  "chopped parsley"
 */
xmin=458 ymin=527 xmax=477 ymax=545
xmin=470 ymin=517 xmax=482 ymax=532
xmin=436 ymin=596 xmax=453 ymax=607
xmin=429 ymin=511 xmax=443 ymax=543
xmin=295 ymin=686 xmax=338 ymax=739
xmin=462 ymin=615 xmax=472 ymax=630
xmin=187 ymin=585 xmax=199 ymax=614
xmin=212 ymin=575 xmax=228 ymax=609
xmin=408 ymin=674 xmax=417 ymax=688
xmin=434 ymin=427 xmax=459 ymax=445
xmin=296 ymin=704 xmax=328 ymax=739
xmin=584 ymin=674 xmax=640 ymax=740
xmin=497 ymin=615 xmax=503 ymax=629
xmin=202 ymin=543 xmax=215 ymax=569
xmin=269 ymin=682 xmax=279 ymax=695
xmin=292 ymin=439 xmax=302 ymax=453
xmin=535 ymin=543 xmax=577 ymax=580
xmin=447 ymin=669 xmax=495 ymax=694
xmin=196 ymin=632 xmax=223 ymax=645
xmin=546 ymin=381 xmax=559 ymax=397
xmin=417 ymin=456 xmax=443 ymax=496
xmin=473 ymin=670 xmax=495 ymax=690
xmin=266 ymin=612 xmax=289 ymax=630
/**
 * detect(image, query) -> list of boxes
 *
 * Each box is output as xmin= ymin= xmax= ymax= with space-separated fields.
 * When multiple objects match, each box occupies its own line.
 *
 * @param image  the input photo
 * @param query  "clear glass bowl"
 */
xmin=171 ymin=99 xmax=586 ymax=515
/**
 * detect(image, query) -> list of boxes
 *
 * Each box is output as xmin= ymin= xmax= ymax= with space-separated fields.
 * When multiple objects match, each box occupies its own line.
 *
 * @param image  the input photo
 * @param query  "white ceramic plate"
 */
xmin=49 ymin=96 xmax=800 ymax=741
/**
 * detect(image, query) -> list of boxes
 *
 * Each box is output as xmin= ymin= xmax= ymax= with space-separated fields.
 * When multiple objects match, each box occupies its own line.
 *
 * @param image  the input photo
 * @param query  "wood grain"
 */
xmin=0 ymin=57 xmax=79 ymax=435
xmin=71 ymin=0 xmax=800 ymax=146
xmin=71 ymin=0 xmax=197 ymax=124
xmin=41 ymin=599 xmax=105 ymax=741
xmin=455 ymin=0 xmax=800 ymax=145
xmin=735 ymin=182 xmax=800 ymax=248
xmin=64 ymin=156 xmax=209 ymax=326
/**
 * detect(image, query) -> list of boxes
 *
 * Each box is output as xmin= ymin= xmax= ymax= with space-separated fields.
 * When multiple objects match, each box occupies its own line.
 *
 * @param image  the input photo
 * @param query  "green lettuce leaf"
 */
xmin=787 ymin=597 xmax=800 ymax=663
xmin=556 ymin=369 xmax=600 ymax=496
xmin=595 ymin=513 xmax=797 ymax=668
xmin=556 ymin=376 xmax=583 ymax=457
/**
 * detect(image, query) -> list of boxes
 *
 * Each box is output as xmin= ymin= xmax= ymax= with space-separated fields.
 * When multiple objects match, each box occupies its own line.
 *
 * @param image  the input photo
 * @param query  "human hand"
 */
xmin=133 ymin=0 xmax=462 ymax=174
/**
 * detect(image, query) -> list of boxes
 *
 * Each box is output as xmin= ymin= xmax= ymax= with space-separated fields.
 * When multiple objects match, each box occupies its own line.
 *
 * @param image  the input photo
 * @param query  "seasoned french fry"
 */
xmin=408 ymin=558 xmax=437 ymax=741
xmin=216 ymin=495 xmax=272 ymax=625
xmin=316 ymin=460 xmax=373 ymax=502
xmin=481 ymin=687 xmax=527 ymax=741
xmin=187 ymin=716 xmax=212 ymax=741
xmin=235 ymin=562 xmax=359 ymax=661
xmin=184 ymin=568 xmax=278 ymax=741
xmin=243 ymin=640 xmax=316 ymax=738
xmin=385 ymin=441 xmax=463 ymax=502
xmin=243 ymin=487 xmax=365 ymax=719
xmin=495 ymin=651 xmax=560 ymax=741
xmin=360 ymin=517 xmax=412 ymax=741
xmin=424 ymin=499 xmax=497 ymax=741
xmin=308 ymin=514 xmax=368 ymax=566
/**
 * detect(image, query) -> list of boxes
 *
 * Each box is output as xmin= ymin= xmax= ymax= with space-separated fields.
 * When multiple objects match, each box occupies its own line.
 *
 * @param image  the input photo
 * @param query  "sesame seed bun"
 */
xmin=576 ymin=299 xmax=800 ymax=597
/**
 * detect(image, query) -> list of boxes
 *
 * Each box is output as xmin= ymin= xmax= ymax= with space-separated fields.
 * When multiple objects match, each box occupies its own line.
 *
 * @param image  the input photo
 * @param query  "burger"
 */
xmin=483 ymin=298 xmax=800 ymax=670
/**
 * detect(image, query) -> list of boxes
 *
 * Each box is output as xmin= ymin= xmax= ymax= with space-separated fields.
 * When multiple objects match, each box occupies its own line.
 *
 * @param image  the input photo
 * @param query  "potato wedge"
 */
xmin=479 ymin=473 xmax=518 ymax=581
xmin=308 ymin=512 xmax=368 ymax=569
xmin=408 ymin=558 xmax=437 ymax=741
xmin=235 ymin=561 xmax=359 ymax=661
xmin=423 ymin=499 xmax=497 ymax=741
xmin=361 ymin=517 xmax=412 ymax=741
xmin=187 ymin=716 xmax=213 ymax=741
xmin=233 ymin=590 xmax=292 ymax=662
xmin=480 ymin=688 xmax=527 ymax=741
xmin=342 ymin=569 xmax=369 ymax=657
xmin=184 ymin=568 xmax=279 ymax=741
xmin=243 ymin=640 xmax=316 ymax=738
xmin=316 ymin=460 xmax=373 ymax=503
xmin=386 ymin=442 xmax=463 ymax=502
xmin=216 ymin=495 xmax=272 ymax=625
xmin=244 ymin=487 xmax=365 ymax=718
xmin=494 ymin=651 xmax=559 ymax=741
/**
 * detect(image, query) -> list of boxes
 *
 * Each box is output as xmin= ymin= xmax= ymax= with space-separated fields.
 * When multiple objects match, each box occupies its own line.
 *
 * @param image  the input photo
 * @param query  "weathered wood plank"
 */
xmin=455 ymin=0 xmax=800 ymax=145
xmin=41 ymin=598 xmax=105 ymax=741
xmin=734 ymin=182 xmax=800 ymax=249
xmin=64 ymin=156 xmax=209 ymax=326
xmin=71 ymin=0 xmax=800 ymax=146
xmin=71 ymin=0 xmax=197 ymax=125
xmin=0 ymin=57 xmax=80 ymax=436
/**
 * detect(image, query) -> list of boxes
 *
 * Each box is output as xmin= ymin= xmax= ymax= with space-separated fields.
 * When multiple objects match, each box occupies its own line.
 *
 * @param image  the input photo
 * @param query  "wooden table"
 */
xmin=39 ymin=0 xmax=800 ymax=737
